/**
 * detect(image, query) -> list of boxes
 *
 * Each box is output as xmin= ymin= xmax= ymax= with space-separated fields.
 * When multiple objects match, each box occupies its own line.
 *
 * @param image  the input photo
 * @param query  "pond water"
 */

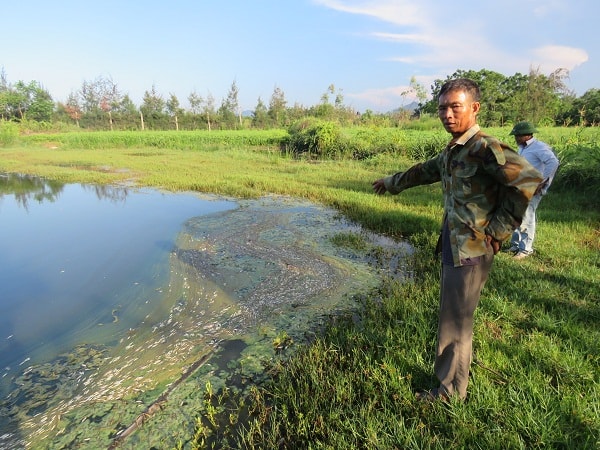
xmin=0 ymin=173 xmax=411 ymax=448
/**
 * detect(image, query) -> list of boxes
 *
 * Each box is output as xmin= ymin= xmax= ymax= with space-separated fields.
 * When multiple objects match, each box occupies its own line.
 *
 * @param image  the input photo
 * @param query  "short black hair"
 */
xmin=439 ymin=78 xmax=481 ymax=102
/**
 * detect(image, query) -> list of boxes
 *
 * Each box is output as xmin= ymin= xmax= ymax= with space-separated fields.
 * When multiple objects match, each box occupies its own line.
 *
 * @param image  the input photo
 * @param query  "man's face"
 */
xmin=438 ymin=89 xmax=480 ymax=137
xmin=514 ymin=134 xmax=530 ymax=146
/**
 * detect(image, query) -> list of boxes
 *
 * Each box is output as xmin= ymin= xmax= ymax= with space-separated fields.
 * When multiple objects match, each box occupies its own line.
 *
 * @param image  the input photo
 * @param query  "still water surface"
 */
xmin=0 ymin=173 xmax=408 ymax=448
xmin=0 ymin=174 xmax=236 ymax=385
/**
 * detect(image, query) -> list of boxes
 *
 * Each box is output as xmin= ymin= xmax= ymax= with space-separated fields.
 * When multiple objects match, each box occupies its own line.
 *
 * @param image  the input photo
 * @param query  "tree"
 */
xmin=267 ymin=85 xmax=287 ymax=127
xmin=139 ymin=85 xmax=167 ymax=130
xmin=63 ymin=92 xmax=82 ymax=126
xmin=522 ymin=67 xmax=570 ymax=125
xmin=166 ymin=93 xmax=183 ymax=130
xmin=75 ymin=76 xmax=123 ymax=128
xmin=2 ymin=81 xmax=28 ymax=120
xmin=0 ymin=68 xmax=7 ymax=91
xmin=26 ymin=83 xmax=54 ymax=122
xmin=100 ymin=79 xmax=121 ymax=130
xmin=0 ymin=79 xmax=54 ymax=122
xmin=109 ymin=94 xmax=139 ymax=130
xmin=114 ymin=94 xmax=137 ymax=115
xmin=334 ymin=87 xmax=344 ymax=110
xmin=419 ymin=68 xmax=569 ymax=126
xmin=287 ymin=102 xmax=308 ymax=123
xmin=187 ymin=90 xmax=204 ymax=129
xmin=141 ymin=85 xmax=165 ymax=116
xmin=321 ymin=84 xmax=334 ymax=104
xmin=219 ymin=79 xmax=241 ymax=129
xmin=188 ymin=90 xmax=203 ymax=115
xmin=409 ymin=76 xmax=428 ymax=118
xmin=0 ymin=69 xmax=9 ymax=120
xmin=99 ymin=97 xmax=113 ymax=130
xmin=558 ymin=88 xmax=600 ymax=126
xmin=314 ymin=84 xmax=336 ymax=119
xmin=451 ymin=69 xmax=509 ymax=125
xmin=498 ymin=72 xmax=529 ymax=124
xmin=252 ymin=97 xmax=268 ymax=128
xmin=549 ymin=68 xmax=572 ymax=97
xmin=203 ymin=92 xmax=215 ymax=131
xmin=80 ymin=76 xmax=112 ymax=113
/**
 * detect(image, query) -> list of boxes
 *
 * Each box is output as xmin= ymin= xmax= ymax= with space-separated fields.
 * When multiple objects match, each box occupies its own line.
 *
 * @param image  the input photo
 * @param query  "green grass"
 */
xmin=237 ymin=220 xmax=599 ymax=449
xmin=18 ymin=129 xmax=289 ymax=149
xmin=1 ymin=127 xmax=598 ymax=449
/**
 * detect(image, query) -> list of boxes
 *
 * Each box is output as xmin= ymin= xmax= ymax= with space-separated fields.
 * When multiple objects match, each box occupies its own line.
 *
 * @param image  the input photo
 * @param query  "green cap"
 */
xmin=510 ymin=121 xmax=538 ymax=136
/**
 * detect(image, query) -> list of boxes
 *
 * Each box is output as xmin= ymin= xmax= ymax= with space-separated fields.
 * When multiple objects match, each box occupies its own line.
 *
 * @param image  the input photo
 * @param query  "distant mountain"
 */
xmin=389 ymin=101 xmax=419 ymax=114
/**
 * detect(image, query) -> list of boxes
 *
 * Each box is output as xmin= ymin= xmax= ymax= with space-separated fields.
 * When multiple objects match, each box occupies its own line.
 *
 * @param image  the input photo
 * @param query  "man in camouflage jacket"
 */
xmin=373 ymin=78 xmax=542 ymax=401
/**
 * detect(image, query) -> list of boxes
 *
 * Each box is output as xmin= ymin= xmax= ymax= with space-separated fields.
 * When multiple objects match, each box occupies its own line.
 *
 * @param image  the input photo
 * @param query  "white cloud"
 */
xmin=319 ymin=1 xmax=493 ymax=69
xmin=312 ymin=0 xmax=428 ymax=27
xmin=346 ymin=85 xmax=414 ymax=109
xmin=532 ymin=0 xmax=569 ymax=17
xmin=530 ymin=45 xmax=589 ymax=72
xmin=370 ymin=32 xmax=433 ymax=45
xmin=347 ymin=74 xmax=436 ymax=110
xmin=316 ymin=0 xmax=593 ymax=107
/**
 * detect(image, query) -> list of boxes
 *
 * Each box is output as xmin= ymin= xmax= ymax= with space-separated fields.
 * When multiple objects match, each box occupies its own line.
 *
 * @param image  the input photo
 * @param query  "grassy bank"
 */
xmin=1 ymin=127 xmax=599 ymax=449
xmin=237 ymin=190 xmax=599 ymax=449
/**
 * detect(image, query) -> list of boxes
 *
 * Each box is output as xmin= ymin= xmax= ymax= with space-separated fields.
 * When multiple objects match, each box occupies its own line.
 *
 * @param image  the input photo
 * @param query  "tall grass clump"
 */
xmin=284 ymin=119 xmax=350 ymax=159
xmin=486 ymin=125 xmax=600 ymax=205
xmin=546 ymin=127 xmax=600 ymax=204
xmin=285 ymin=123 xmax=451 ymax=161
xmin=343 ymin=127 xmax=447 ymax=160
xmin=402 ymin=130 xmax=448 ymax=160
xmin=399 ymin=115 xmax=443 ymax=131
xmin=0 ymin=120 xmax=19 ymax=147
xmin=552 ymin=144 xmax=600 ymax=202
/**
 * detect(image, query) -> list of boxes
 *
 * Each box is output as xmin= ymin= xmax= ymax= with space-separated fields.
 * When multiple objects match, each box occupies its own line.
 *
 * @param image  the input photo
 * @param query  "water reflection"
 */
xmin=0 ymin=172 xmax=132 ymax=209
xmin=0 ymin=173 xmax=65 ymax=210
xmin=0 ymin=173 xmax=410 ymax=448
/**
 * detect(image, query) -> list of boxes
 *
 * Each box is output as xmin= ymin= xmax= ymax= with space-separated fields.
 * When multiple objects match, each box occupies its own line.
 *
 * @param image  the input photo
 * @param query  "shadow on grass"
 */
xmin=489 ymin=259 xmax=599 ymax=331
xmin=322 ymin=179 xmax=442 ymax=239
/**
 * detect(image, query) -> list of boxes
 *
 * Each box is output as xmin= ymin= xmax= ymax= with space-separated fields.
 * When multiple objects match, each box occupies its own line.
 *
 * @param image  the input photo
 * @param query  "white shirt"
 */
xmin=519 ymin=137 xmax=560 ymax=194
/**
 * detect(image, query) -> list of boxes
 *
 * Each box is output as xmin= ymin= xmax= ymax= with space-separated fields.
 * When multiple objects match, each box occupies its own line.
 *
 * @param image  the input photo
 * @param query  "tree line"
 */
xmin=1 ymin=66 xmax=598 ymax=131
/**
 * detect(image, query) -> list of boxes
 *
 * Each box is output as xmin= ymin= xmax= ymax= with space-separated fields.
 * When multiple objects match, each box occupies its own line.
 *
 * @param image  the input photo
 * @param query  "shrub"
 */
xmin=0 ymin=120 xmax=20 ymax=147
xmin=553 ymin=144 xmax=600 ymax=203
xmin=285 ymin=119 xmax=348 ymax=158
xmin=404 ymin=131 xmax=448 ymax=160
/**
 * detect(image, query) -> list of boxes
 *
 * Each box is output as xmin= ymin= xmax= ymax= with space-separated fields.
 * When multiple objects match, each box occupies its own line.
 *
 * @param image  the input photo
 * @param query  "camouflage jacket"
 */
xmin=383 ymin=125 xmax=542 ymax=267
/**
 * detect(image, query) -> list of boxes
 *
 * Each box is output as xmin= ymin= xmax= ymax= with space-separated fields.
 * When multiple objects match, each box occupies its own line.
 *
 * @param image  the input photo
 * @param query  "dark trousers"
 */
xmin=435 ymin=253 xmax=494 ymax=399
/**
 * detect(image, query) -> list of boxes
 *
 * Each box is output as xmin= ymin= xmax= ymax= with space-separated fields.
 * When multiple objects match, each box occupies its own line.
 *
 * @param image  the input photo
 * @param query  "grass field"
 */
xmin=1 ymin=126 xmax=598 ymax=449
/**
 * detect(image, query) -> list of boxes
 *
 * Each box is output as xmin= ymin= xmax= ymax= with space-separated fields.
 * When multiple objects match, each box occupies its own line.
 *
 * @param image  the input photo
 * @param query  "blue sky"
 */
xmin=2 ymin=0 xmax=597 ymax=113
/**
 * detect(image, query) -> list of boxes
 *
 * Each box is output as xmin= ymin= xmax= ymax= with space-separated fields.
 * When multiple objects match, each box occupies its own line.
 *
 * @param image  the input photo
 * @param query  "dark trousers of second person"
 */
xmin=435 ymin=252 xmax=494 ymax=400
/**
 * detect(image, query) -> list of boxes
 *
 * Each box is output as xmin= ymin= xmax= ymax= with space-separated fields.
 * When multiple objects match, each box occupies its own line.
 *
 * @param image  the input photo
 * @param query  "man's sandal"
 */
xmin=415 ymin=387 xmax=449 ymax=403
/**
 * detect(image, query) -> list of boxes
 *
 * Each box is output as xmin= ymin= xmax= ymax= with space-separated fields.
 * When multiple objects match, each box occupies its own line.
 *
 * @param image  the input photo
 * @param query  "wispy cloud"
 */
xmin=346 ymin=74 xmax=439 ymax=109
xmin=313 ymin=0 xmax=428 ymax=27
xmin=531 ymin=0 xmax=569 ymax=17
xmin=530 ymin=45 xmax=589 ymax=72
xmin=370 ymin=32 xmax=433 ymax=45
xmin=345 ymin=85 xmax=415 ymax=109
xmin=316 ymin=0 xmax=590 ymax=106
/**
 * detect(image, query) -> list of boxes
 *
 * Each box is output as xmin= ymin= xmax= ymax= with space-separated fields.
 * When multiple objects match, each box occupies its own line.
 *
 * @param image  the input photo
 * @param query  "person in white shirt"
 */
xmin=509 ymin=121 xmax=560 ymax=259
